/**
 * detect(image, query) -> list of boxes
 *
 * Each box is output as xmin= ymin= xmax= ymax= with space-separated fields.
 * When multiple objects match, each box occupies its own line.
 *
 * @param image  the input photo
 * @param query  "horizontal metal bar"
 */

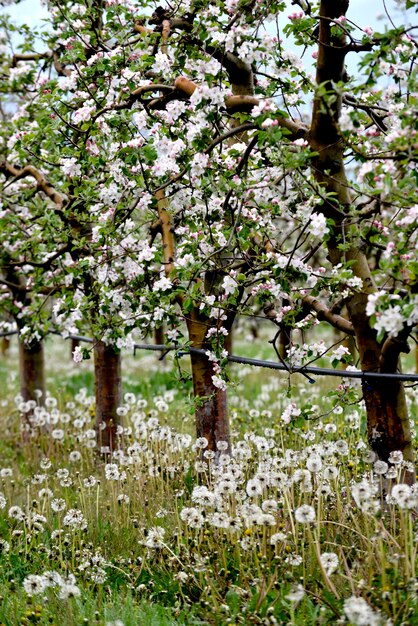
xmin=3 ymin=329 xmax=418 ymax=383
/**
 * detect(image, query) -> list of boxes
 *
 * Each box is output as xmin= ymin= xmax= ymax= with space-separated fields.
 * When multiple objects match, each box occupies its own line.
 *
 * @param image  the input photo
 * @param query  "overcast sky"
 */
xmin=3 ymin=0 xmax=416 ymax=86
xmin=5 ymin=0 xmax=414 ymax=37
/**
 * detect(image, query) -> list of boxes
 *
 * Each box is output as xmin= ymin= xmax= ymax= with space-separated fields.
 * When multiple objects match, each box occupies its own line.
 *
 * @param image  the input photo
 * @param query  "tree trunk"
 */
xmin=70 ymin=337 xmax=80 ymax=359
xmin=186 ymin=309 xmax=231 ymax=454
xmin=363 ymin=380 xmax=412 ymax=462
xmin=1 ymin=336 xmax=10 ymax=355
xmin=154 ymin=325 xmax=166 ymax=360
xmin=190 ymin=349 xmax=230 ymax=453
xmin=278 ymin=326 xmax=292 ymax=359
xmin=94 ymin=341 xmax=121 ymax=453
xmin=310 ymin=0 xmax=414 ymax=478
xmin=278 ymin=299 xmax=292 ymax=359
xmin=415 ymin=332 xmax=418 ymax=374
xmin=224 ymin=325 xmax=233 ymax=355
xmin=19 ymin=337 xmax=45 ymax=409
xmin=348 ymin=296 xmax=414 ymax=480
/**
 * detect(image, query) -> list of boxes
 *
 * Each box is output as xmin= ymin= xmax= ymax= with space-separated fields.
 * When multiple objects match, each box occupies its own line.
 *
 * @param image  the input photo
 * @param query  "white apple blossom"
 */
xmin=153 ymin=277 xmax=172 ymax=292
xmin=61 ymin=158 xmax=81 ymax=177
xmin=73 ymin=104 xmax=96 ymax=124
xmin=309 ymin=213 xmax=329 ymax=238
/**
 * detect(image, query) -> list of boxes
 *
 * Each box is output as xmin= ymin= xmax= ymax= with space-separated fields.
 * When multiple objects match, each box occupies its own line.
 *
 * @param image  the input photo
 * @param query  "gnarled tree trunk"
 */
xmin=94 ymin=341 xmax=121 ymax=453
xmin=347 ymin=296 xmax=414 ymax=478
xmin=186 ymin=308 xmax=231 ymax=454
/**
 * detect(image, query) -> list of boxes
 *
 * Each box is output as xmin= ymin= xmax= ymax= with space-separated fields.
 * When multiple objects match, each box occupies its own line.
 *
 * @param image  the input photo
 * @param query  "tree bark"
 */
xmin=278 ymin=300 xmax=292 ymax=359
xmin=18 ymin=337 xmax=45 ymax=437
xmin=19 ymin=337 xmax=45 ymax=408
xmin=278 ymin=326 xmax=292 ymax=360
xmin=70 ymin=337 xmax=80 ymax=359
xmin=1 ymin=337 xmax=10 ymax=355
xmin=310 ymin=0 xmax=414 ymax=478
xmin=190 ymin=349 xmax=230 ymax=452
xmin=94 ymin=341 xmax=122 ymax=453
xmin=224 ymin=325 xmax=233 ymax=355
xmin=415 ymin=332 xmax=418 ymax=374
xmin=186 ymin=309 xmax=231 ymax=454
xmin=154 ymin=325 xmax=165 ymax=347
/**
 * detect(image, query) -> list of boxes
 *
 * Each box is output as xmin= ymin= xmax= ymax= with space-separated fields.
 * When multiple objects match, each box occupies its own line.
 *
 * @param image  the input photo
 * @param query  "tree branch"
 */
xmin=173 ymin=77 xmax=308 ymax=138
xmin=12 ymin=52 xmax=52 ymax=66
xmin=380 ymin=331 xmax=411 ymax=373
xmin=1 ymin=162 xmax=65 ymax=208
xmin=155 ymin=189 xmax=175 ymax=277
xmin=205 ymin=123 xmax=257 ymax=153
xmin=302 ymin=294 xmax=355 ymax=335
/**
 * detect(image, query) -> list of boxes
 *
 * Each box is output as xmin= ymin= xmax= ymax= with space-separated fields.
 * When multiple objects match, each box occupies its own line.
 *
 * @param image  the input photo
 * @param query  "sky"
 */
xmin=5 ymin=0 xmax=415 ymax=86
xmin=4 ymin=0 xmax=415 ymax=38
xmin=3 ymin=0 xmax=416 ymax=88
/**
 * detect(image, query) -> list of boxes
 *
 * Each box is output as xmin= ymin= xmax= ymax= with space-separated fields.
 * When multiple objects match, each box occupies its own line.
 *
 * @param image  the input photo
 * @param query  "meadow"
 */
xmin=0 ymin=331 xmax=417 ymax=626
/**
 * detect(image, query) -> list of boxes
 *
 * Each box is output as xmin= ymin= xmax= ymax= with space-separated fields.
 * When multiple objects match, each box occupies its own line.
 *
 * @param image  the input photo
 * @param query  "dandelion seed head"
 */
xmin=8 ymin=505 xmax=25 ymax=521
xmin=285 ymin=584 xmax=305 ymax=603
xmin=388 ymin=450 xmax=403 ymax=464
xmin=23 ymin=574 xmax=47 ymax=596
xmin=270 ymin=532 xmax=286 ymax=545
xmin=180 ymin=507 xmax=204 ymax=528
xmin=323 ymin=465 xmax=339 ymax=480
xmin=343 ymin=596 xmax=381 ymax=626
xmin=246 ymin=477 xmax=263 ymax=497
xmin=0 ymin=538 xmax=10 ymax=553
xmin=63 ymin=508 xmax=87 ymax=529
xmin=373 ymin=460 xmax=388 ymax=475
xmin=390 ymin=484 xmax=412 ymax=508
xmin=143 ymin=526 xmax=165 ymax=548
xmin=306 ymin=455 xmax=322 ymax=473
xmin=209 ymin=511 xmax=230 ymax=528
xmin=83 ymin=475 xmax=97 ymax=487
xmin=195 ymin=437 xmax=209 ymax=449
xmin=261 ymin=499 xmax=278 ymax=513
xmin=294 ymin=504 xmax=315 ymax=524
xmin=51 ymin=429 xmax=65 ymax=441
xmin=320 ymin=552 xmax=339 ymax=575
xmin=285 ymin=554 xmax=303 ymax=566
xmin=59 ymin=583 xmax=81 ymax=599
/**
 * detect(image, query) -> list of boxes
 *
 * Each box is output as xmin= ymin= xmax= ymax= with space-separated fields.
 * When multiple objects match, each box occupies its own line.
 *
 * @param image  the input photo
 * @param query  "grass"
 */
xmin=0 ymin=333 xmax=417 ymax=625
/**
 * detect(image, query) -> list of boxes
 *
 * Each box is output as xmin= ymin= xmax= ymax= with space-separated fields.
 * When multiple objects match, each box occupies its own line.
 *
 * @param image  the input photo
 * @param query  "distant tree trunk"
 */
xmin=224 ymin=325 xmax=233 ymax=355
xmin=19 ymin=337 xmax=45 ymax=409
xmin=1 ymin=336 xmax=10 ymax=355
xmin=186 ymin=308 xmax=231 ymax=454
xmin=154 ymin=325 xmax=165 ymax=347
xmin=70 ymin=337 xmax=80 ymax=359
xmin=154 ymin=325 xmax=166 ymax=360
xmin=278 ymin=299 xmax=292 ymax=359
xmin=278 ymin=326 xmax=292 ymax=359
xmin=94 ymin=341 xmax=121 ymax=453
xmin=415 ymin=333 xmax=418 ymax=374
xmin=310 ymin=0 xmax=414 ymax=481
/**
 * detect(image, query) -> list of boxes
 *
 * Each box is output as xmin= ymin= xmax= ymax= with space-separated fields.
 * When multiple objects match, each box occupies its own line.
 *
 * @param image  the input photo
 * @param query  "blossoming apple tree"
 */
xmin=1 ymin=0 xmax=417 ymax=469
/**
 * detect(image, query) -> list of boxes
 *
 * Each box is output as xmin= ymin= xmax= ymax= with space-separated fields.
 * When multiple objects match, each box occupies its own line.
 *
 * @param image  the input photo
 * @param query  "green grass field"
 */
xmin=0 ymin=333 xmax=417 ymax=626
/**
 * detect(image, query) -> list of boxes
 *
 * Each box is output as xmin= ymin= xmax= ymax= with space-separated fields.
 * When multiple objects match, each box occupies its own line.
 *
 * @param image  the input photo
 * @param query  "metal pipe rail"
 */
xmin=2 ymin=329 xmax=418 ymax=383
